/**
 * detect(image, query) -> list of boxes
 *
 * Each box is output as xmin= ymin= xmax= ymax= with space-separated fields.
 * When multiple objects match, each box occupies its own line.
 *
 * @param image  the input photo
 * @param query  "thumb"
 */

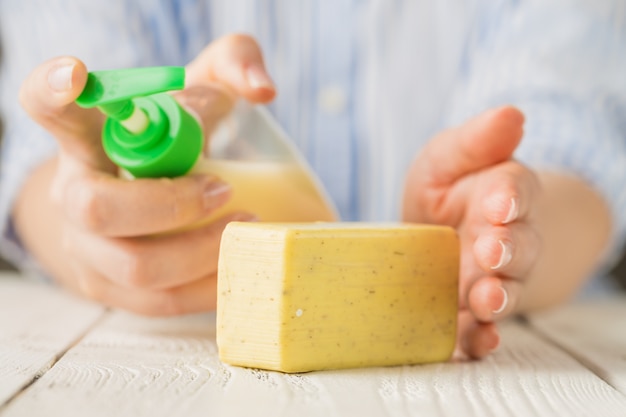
xmin=416 ymin=106 xmax=525 ymax=188
xmin=185 ymin=33 xmax=276 ymax=103
xmin=19 ymin=56 xmax=112 ymax=172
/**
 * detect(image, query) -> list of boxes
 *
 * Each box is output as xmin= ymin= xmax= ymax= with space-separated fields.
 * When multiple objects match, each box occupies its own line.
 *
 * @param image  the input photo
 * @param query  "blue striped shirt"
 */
xmin=1 ymin=0 xmax=626 ymax=282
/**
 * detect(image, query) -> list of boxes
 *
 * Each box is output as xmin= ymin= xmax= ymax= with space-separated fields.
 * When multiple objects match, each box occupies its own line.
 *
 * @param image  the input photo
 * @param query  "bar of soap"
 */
xmin=216 ymin=222 xmax=459 ymax=373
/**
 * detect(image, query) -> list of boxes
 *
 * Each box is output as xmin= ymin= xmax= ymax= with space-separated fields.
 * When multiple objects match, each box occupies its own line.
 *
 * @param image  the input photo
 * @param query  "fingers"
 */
xmin=65 ymin=211 xmax=257 ymax=316
xmin=173 ymin=85 xmax=235 ymax=136
xmin=468 ymin=215 xmax=541 ymax=322
xmin=62 ymin=172 xmax=235 ymax=236
xmin=467 ymin=219 xmax=541 ymax=323
xmin=186 ymin=33 xmax=276 ymax=103
xmin=65 ymin=212 xmax=253 ymax=290
xmin=467 ymin=161 xmax=542 ymax=322
xmin=74 ymin=262 xmax=219 ymax=316
xmin=454 ymin=310 xmax=500 ymax=360
xmin=467 ymin=276 xmax=523 ymax=323
xmin=405 ymin=106 xmax=524 ymax=208
xmin=480 ymin=161 xmax=540 ymax=226
xmin=20 ymin=56 xmax=88 ymax=125
xmin=469 ymin=221 xmax=541 ymax=322
xmin=474 ymin=223 xmax=541 ymax=279
xmin=415 ymin=106 xmax=524 ymax=188
xmin=19 ymin=56 xmax=111 ymax=171
xmin=403 ymin=106 xmax=525 ymax=223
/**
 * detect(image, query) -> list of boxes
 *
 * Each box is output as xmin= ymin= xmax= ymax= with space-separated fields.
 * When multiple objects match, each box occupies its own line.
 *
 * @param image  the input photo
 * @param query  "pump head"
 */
xmin=76 ymin=66 xmax=203 ymax=178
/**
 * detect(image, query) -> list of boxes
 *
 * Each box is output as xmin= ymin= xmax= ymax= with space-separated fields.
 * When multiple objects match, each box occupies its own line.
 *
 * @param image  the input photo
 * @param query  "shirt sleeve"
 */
xmin=443 ymin=0 xmax=626 ymax=273
xmin=0 ymin=1 xmax=179 ymax=274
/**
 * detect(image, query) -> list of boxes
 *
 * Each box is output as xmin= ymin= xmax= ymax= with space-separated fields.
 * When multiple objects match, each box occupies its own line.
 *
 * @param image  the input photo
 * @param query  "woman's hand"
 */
xmin=403 ymin=107 xmax=541 ymax=359
xmin=15 ymin=34 xmax=275 ymax=315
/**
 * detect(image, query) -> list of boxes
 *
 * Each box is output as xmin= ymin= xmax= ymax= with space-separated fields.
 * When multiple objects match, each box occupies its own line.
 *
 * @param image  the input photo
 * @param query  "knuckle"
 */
xmin=163 ymin=179 xmax=184 ymax=223
xmin=158 ymin=177 xmax=198 ymax=226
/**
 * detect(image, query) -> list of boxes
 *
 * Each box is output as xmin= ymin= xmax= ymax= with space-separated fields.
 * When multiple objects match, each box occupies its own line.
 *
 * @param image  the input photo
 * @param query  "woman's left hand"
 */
xmin=403 ymin=106 xmax=541 ymax=359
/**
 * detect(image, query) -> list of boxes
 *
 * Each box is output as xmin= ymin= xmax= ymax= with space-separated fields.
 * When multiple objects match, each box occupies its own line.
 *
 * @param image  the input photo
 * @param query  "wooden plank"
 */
xmin=3 ymin=307 xmax=626 ymax=417
xmin=528 ymin=295 xmax=626 ymax=395
xmin=0 ymin=273 xmax=105 ymax=405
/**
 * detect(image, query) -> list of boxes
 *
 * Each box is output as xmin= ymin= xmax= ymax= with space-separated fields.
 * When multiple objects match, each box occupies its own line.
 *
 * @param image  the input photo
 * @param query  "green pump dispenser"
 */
xmin=76 ymin=66 xmax=203 ymax=178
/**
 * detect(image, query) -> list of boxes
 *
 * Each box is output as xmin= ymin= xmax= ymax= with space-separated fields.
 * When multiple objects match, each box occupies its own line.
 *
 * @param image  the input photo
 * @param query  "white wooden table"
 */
xmin=1 ymin=271 xmax=625 ymax=417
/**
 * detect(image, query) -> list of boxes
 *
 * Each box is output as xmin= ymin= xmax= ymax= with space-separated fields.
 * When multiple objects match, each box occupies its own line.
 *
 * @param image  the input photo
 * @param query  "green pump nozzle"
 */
xmin=76 ymin=66 xmax=203 ymax=178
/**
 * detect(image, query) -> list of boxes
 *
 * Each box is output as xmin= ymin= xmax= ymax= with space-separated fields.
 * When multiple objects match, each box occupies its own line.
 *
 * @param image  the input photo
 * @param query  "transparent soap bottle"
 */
xmin=197 ymin=101 xmax=338 ymax=222
xmin=75 ymin=66 xmax=337 ymax=223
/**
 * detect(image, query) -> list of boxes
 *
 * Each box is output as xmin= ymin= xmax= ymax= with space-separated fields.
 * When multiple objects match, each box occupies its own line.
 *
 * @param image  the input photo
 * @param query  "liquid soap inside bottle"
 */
xmin=194 ymin=102 xmax=337 ymax=223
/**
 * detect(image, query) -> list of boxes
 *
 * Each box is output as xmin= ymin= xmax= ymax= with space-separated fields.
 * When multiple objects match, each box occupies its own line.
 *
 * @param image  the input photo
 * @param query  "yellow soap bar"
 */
xmin=216 ymin=222 xmax=459 ymax=373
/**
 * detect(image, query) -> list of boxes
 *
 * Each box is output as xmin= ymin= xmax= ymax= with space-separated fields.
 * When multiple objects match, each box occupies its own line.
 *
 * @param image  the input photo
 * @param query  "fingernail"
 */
xmin=203 ymin=181 xmax=231 ymax=210
xmin=491 ymin=240 xmax=512 ymax=270
xmin=48 ymin=64 xmax=75 ymax=92
xmin=502 ymin=197 xmax=519 ymax=224
xmin=245 ymin=64 xmax=275 ymax=90
xmin=492 ymin=286 xmax=508 ymax=315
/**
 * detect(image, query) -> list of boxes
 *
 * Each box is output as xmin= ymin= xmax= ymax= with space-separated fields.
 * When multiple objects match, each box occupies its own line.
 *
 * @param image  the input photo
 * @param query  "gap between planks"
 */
xmin=518 ymin=315 xmax=618 ymax=387
xmin=0 ymin=307 xmax=110 ymax=412
xmin=523 ymin=298 xmax=626 ymax=396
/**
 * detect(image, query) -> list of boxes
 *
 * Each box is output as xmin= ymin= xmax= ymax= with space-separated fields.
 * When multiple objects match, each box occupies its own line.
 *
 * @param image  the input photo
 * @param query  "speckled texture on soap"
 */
xmin=216 ymin=223 xmax=459 ymax=373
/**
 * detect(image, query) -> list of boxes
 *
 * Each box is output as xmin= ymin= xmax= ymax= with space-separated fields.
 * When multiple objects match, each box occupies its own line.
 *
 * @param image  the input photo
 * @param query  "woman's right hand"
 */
xmin=14 ymin=35 xmax=275 ymax=315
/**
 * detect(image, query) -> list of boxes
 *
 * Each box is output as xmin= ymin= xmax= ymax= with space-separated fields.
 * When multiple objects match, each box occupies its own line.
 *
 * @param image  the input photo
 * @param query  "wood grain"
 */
xmin=528 ymin=296 xmax=626 ymax=395
xmin=0 ymin=273 xmax=105 ymax=405
xmin=3 ymin=303 xmax=626 ymax=417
